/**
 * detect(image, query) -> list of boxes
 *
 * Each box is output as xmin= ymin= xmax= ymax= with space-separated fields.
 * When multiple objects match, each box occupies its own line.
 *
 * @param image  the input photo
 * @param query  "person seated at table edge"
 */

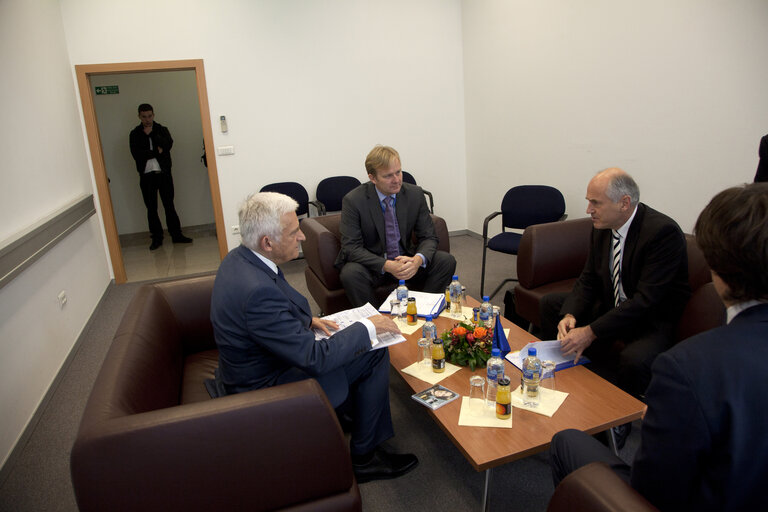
xmin=210 ymin=191 xmax=418 ymax=483
xmin=335 ymin=144 xmax=456 ymax=308
xmin=550 ymin=182 xmax=768 ymax=511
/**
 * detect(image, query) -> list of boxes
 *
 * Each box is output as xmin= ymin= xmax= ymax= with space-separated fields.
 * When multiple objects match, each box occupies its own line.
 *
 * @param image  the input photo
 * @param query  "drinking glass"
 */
xmin=469 ymin=375 xmax=485 ymax=416
xmin=417 ymin=338 xmax=432 ymax=367
xmin=390 ymin=299 xmax=404 ymax=325
xmin=540 ymin=361 xmax=556 ymax=394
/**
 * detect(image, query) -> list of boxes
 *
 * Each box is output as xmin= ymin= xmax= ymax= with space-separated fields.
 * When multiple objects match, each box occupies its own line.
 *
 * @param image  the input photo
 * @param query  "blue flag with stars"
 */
xmin=492 ymin=313 xmax=511 ymax=356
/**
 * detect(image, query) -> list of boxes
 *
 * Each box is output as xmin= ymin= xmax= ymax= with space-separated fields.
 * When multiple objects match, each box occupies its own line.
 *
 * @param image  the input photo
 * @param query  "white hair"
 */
xmin=238 ymin=192 xmax=298 ymax=250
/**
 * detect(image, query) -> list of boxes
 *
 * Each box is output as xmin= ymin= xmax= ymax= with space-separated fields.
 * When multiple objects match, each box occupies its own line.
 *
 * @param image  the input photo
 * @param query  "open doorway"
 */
xmin=76 ymin=60 xmax=227 ymax=283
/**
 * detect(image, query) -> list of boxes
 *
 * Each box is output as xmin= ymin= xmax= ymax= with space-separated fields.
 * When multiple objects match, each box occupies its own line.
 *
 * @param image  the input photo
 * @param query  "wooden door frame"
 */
xmin=75 ymin=59 xmax=227 ymax=283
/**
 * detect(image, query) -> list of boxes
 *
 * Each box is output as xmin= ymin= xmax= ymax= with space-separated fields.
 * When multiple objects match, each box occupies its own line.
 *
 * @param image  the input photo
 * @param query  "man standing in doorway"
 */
xmin=129 ymin=103 xmax=192 ymax=250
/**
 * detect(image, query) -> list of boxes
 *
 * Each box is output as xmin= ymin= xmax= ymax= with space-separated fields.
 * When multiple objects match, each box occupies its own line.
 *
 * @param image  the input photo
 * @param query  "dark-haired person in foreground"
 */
xmin=550 ymin=183 xmax=768 ymax=511
xmin=210 ymin=191 xmax=418 ymax=483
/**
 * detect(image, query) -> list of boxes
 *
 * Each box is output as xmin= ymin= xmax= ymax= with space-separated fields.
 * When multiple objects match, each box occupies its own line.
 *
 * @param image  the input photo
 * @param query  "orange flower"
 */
xmin=452 ymin=326 xmax=467 ymax=337
xmin=473 ymin=327 xmax=488 ymax=339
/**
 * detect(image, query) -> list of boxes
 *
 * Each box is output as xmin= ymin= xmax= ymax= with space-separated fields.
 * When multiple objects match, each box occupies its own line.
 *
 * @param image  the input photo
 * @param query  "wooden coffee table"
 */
xmin=388 ymin=297 xmax=645 ymax=511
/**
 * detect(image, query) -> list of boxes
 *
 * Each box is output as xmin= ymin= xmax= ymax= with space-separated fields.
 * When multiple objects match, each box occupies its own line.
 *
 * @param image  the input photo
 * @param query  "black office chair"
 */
xmin=315 ymin=176 xmax=361 ymax=215
xmin=402 ymin=171 xmax=434 ymax=213
xmin=481 ymin=185 xmax=566 ymax=299
xmin=260 ymin=182 xmax=321 ymax=218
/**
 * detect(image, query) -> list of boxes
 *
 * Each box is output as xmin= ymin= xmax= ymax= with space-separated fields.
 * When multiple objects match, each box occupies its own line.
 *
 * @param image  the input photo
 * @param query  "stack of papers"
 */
xmin=378 ymin=290 xmax=446 ymax=318
xmin=505 ymin=339 xmax=590 ymax=371
xmin=314 ymin=303 xmax=406 ymax=350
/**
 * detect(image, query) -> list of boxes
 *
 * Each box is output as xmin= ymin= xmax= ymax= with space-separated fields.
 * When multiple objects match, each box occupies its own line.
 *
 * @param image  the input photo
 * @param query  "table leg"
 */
xmin=608 ymin=428 xmax=619 ymax=456
xmin=482 ymin=468 xmax=492 ymax=511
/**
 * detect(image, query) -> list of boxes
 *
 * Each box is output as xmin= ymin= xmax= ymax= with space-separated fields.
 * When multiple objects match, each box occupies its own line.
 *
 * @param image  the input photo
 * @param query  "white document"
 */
xmin=378 ymin=290 xmax=446 ymax=318
xmin=505 ymin=339 xmax=590 ymax=371
xmin=314 ymin=302 xmax=406 ymax=350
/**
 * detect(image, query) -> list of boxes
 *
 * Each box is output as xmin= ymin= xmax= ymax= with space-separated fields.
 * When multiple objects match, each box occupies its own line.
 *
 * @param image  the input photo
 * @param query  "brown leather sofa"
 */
xmin=70 ymin=275 xmax=361 ymax=512
xmin=547 ymin=462 xmax=658 ymax=512
xmin=301 ymin=213 xmax=451 ymax=315
xmin=514 ymin=217 xmax=726 ymax=341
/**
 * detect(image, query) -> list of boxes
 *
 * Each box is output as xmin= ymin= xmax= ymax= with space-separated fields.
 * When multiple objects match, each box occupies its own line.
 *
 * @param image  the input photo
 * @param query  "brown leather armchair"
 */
xmin=301 ymin=213 xmax=451 ymax=315
xmin=547 ymin=462 xmax=658 ymax=512
xmin=70 ymin=275 xmax=361 ymax=512
xmin=514 ymin=218 xmax=726 ymax=341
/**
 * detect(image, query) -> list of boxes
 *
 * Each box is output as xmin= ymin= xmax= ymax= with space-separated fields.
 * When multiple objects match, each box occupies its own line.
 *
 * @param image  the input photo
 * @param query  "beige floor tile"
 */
xmin=122 ymin=234 xmax=221 ymax=282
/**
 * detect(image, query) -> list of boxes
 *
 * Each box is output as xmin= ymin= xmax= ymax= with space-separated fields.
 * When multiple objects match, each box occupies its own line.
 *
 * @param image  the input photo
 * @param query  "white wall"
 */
xmin=462 ymin=0 xmax=768 ymax=234
xmin=0 ymin=0 xmax=110 ymax=468
xmin=61 ymin=0 xmax=468 ymax=249
xmin=92 ymin=71 xmax=213 ymax=234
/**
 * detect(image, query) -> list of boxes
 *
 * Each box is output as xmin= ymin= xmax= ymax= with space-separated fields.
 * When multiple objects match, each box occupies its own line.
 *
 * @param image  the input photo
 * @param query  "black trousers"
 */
xmin=278 ymin=347 xmax=394 ymax=456
xmin=540 ymin=292 xmax=673 ymax=399
xmin=550 ymin=429 xmax=630 ymax=488
xmin=339 ymin=250 xmax=456 ymax=308
xmin=139 ymin=170 xmax=182 ymax=242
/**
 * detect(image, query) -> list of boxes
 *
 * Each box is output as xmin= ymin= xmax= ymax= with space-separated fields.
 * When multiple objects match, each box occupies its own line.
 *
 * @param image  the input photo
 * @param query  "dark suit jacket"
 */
xmin=631 ymin=303 xmax=768 ymax=511
xmin=335 ymin=181 xmax=438 ymax=272
xmin=129 ymin=121 xmax=174 ymax=175
xmin=561 ymin=203 xmax=690 ymax=340
xmin=211 ymin=245 xmax=371 ymax=405
xmin=755 ymin=134 xmax=768 ymax=183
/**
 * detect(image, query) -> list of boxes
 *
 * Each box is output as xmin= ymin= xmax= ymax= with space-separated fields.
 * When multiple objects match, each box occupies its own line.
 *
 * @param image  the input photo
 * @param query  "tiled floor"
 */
xmin=121 ymin=233 xmax=222 ymax=282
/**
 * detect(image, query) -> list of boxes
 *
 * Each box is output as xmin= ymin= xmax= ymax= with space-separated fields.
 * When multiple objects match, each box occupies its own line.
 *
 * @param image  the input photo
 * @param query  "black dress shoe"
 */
xmin=149 ymin=240 xmax=163 ymax=251
xmin=172 ymin=235 xmax=193 ymax=244
xmin=352 ymin=448 xmax=418 ymax=484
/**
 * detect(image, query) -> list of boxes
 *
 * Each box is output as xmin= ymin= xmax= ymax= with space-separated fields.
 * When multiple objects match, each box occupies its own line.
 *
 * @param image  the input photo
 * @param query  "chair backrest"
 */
xmin=402 ymin=171 xmax=417 ymax=185
xmin=260 ymin=182 xmax=311 ymax=217
xmin=316 ymin=176 xmax=361 ymax=213
xmin=501 ymin=185 xmax=566 ymax=229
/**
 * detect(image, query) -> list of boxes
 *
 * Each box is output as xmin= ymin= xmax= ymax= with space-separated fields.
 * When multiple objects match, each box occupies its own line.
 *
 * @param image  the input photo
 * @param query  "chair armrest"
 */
xmin=71 ymin=379 xmax=354 ymax=512
xmin=429 ymin=214 xmax=450 ymax=253
xmin=482 ymin=211 xmax=502 ymax=240
xmin=547 ymin=462 xmax=658 ymax=512
xmin=422 ymin=189 xmax=435 ymax=213
xmin=302 ymin=216 xmax=343 ymax=290
xmin=309 ymin=199 xmax=326 ymax=216
xmin=517 ymin=217 xmax=592 ymax=289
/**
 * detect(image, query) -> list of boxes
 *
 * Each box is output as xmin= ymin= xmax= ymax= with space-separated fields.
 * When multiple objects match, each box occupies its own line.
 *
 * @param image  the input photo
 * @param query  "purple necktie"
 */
xmin=383 ymin=196 xmax=400 ymax=260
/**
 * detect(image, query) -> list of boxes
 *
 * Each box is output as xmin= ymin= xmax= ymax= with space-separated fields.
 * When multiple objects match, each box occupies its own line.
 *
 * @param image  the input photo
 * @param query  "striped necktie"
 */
xmin=611 ymin=230 xmax=621 ymax=307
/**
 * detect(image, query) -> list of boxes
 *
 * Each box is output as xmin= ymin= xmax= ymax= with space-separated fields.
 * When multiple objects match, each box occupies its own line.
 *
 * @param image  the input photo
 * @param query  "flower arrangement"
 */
xmin=440 ymin=321 xmax=493 ymax=371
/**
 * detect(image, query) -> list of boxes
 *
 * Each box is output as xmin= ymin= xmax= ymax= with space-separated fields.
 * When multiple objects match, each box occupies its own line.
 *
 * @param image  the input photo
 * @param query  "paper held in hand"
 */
xmin=505 ymin=339 xmax=590 ymax=371
xmin=378 ymin=290 xmax=446 ymax=318
xmin=313 ymin=303 xmax=406 ymax=350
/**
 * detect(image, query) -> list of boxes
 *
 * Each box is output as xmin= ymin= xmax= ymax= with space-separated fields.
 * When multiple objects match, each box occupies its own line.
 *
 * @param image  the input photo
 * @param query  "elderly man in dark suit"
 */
xmin=210 ymin=191 xmax=418 ymax=483
xmin=550 ymin=183 xmax=768 ymax=511
xmin=540 ymin=168 xmax=690 ymax=402
xmin=335 ymin=145 xmax=456 ymax=307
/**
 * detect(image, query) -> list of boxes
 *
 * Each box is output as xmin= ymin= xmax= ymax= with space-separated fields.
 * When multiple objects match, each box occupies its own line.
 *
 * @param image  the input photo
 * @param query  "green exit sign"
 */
xmin=94 ymin=85 xmax=119 ymax=95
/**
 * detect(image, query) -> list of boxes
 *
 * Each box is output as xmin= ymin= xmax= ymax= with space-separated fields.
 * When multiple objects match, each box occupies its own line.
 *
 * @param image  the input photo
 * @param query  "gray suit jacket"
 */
xmin=335 ymin=181 xmax=438 ymax=272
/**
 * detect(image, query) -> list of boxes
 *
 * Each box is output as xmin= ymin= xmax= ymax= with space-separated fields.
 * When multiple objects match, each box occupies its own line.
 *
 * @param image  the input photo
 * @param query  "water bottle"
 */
xmin=395 ymin=279 xmax=408 ymax=318
xmin=449 ymin=275 xmax=462 ymax=316
xmin=422 ymin=315 xmax=437 ymax=342
xmin=485 ymin=348 xmax=505 ymax=408
xmin=479 ymin=295 xmax=492 ymax=327
xmin=522 ymin=347 xmax=542 ymax=407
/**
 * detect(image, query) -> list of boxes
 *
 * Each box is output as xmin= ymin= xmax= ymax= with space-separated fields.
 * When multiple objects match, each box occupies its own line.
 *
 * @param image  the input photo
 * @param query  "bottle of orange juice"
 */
xmin=431 ymin=338 xmax=445 ymax=373
xmin=496 ymin=377 xmax=512 ymax=419
xmin=406 ymin=297 xmax=418 ymax=325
